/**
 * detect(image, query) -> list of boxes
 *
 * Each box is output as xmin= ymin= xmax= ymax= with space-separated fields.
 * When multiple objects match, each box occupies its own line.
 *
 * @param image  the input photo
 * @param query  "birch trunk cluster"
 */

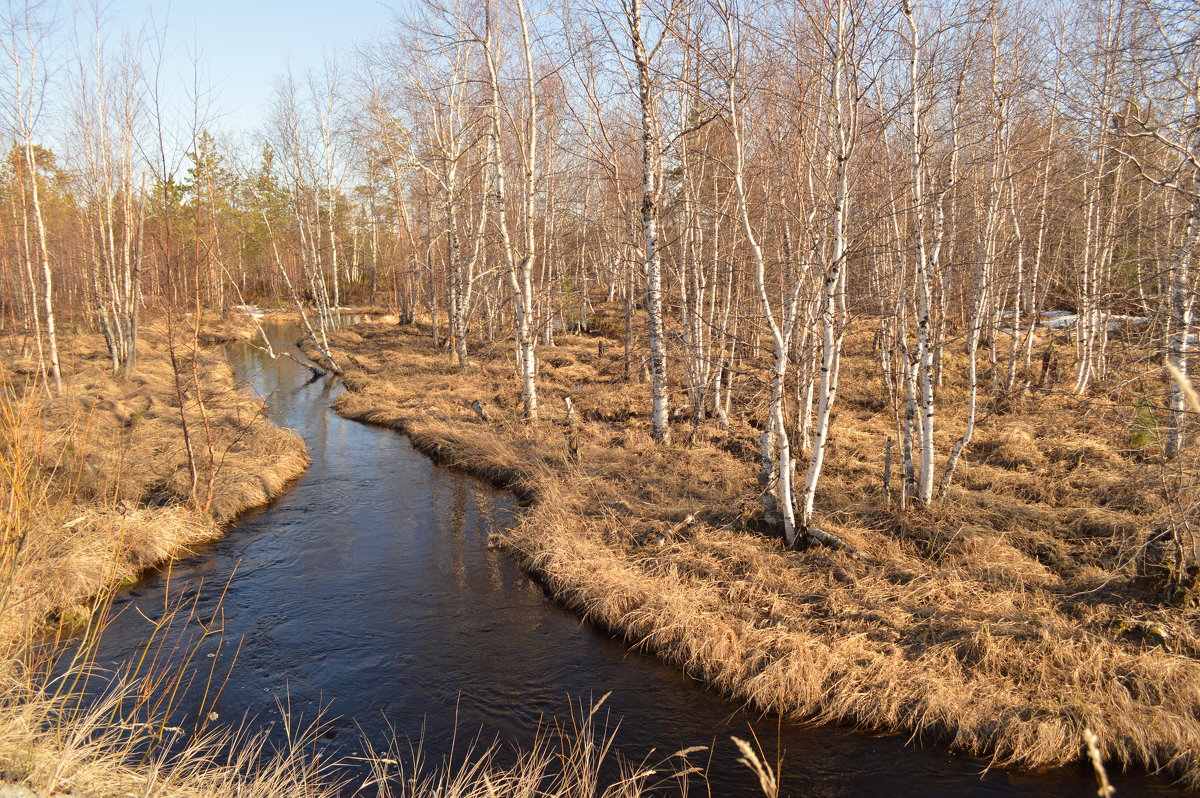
xmin=1 ymin=0 xmax=1198 ymax=533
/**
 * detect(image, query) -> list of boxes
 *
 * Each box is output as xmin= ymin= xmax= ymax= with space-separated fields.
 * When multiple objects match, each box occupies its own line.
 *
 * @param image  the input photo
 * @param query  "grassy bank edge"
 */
xmin=0 ymin=316 xmax=319 ymax=795
xmin=308 ymin=324 xmax=1199 ymax=793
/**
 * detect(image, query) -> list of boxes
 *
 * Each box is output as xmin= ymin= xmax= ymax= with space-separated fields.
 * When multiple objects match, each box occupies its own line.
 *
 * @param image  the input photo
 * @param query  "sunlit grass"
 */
xmin=315 ymin=313 xmax=1199 ymax=789
xmin=0 ymin=325 xmax=738 ymax=798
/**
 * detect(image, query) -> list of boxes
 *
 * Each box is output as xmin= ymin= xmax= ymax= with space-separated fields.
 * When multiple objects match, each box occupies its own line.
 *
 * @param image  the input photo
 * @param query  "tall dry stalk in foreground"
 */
xmin=1162 ymin=360 xmax=1200 ymax=596
xmin=0 ymin=371 xmax=80 ymax=646
xmin=358 ymin=693 xmax=708 ymax=798
xmin=1083 ymin=729 xmax=1115 ymax=798
xmin=1166 ymin=362 xmax=1200 ymax=416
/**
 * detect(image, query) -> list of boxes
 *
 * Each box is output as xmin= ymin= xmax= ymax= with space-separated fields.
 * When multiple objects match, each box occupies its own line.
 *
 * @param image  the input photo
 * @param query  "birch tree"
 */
xmin=1116 ymin=0 xmax=1199 ymax=459
xmin=799 ymin=0 xmax=862 ymax=532
xmin=482 ymin=0 xmax=540 ymax=419
xmin=718 ymin=0 xmax=810 ymax=544
xmin=623 ymin=0 xmax=672 ymax=444
xmin=902 ymin=0 xmax=938 ymax=505
xmin=72 ymin=18 xmax=145 ymax=376
xmin=1 ymin=0 xmax=62 ymax=394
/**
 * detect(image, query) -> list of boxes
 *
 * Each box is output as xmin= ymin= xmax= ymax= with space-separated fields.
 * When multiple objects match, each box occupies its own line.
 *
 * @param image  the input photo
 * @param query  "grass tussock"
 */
xmin=0 ymin=666 xmax=347 ymax=798
xmin=359 ymin=694 xmax=709 ymax=798
xmin=313 ymin=312 xmax=1200 ymax=788
xmin=0 ymin=655 xmax=709 ymax=798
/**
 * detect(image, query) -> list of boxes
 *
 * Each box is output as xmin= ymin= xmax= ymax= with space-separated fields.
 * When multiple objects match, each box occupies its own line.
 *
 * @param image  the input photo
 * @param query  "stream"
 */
xmin=88 ymin=321 xmax=1184 ymax=797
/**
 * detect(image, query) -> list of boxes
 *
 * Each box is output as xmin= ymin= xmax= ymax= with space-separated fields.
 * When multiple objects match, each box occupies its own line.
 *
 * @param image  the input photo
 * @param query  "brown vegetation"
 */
xmin=0 ymin=319 xmax=309 ymax=643
xmin=1 ymin=0 xmax=1189 ymax=791
xmin=0 ymin=677 xmax=705 ymax=798
xmin=0 ymin=318 xmax=717 ymax=798
xmin=317 ymin=314 xmax=1200 ymax=788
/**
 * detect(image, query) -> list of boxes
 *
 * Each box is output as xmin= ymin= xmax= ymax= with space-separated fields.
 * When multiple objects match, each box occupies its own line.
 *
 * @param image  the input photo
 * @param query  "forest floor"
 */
xmin=312 ymin=308 xmax=1200 ymax=789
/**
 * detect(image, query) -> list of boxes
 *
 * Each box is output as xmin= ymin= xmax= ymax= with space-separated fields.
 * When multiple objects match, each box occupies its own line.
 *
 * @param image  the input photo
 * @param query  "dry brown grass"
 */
xmin=0 ymin=665 xmax=707 ymax=798
xmin=0 ymin=313 xmax=732 ymax=798
xmin=0 ymin=319 xmax=309 ymax=643
xmin=0 ymin=313 xmax=348 ymax=797
xmin=314 ymin=313 xmax=1200 ymax=788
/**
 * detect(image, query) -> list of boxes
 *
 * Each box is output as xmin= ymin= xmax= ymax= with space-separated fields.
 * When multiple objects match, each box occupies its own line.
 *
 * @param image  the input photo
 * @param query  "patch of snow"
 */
xmin=1030 ymin=311 xmax=1151 ymax=333
xmin=1041 ymin=312 xmax=1077 ymax=329
xmin=1106 ymin=314 xmax=1151 ymax=332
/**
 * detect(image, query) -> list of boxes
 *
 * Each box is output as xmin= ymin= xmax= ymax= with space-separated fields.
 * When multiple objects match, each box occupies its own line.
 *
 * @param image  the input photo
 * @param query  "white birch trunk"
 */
xmin=904 ymin=0 xmax=936 ymax=506
xmin=484 ymin=0 xmax=539 ymax=419
xmin=721 ymin=8 xmax=801 ymax=543
xmin=1165 ymin=210 xmax=1197 ymax=459
xmin=627 ymin=0 xmax=671 ymax=444
xmin=801 ymin=0 xmax=854 ymax=530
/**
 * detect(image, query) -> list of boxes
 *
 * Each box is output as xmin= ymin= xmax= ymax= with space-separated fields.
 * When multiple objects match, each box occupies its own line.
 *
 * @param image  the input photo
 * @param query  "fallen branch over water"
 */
xmin=248 ymin=341 xmax=327 ymax=378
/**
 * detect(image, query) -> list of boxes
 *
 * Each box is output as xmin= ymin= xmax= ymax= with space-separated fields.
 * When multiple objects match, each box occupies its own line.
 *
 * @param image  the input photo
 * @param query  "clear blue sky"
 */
xmin=111 ymin=0 xmax=398 ymax=137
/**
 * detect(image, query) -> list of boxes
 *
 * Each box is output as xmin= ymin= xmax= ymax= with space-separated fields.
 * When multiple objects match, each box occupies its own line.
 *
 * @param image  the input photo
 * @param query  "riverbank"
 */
xmin=0 ymin=314 xmax=326 ymax=795
xmin=1 ymin=314 xmax=724 ymax=798
xmin=0 ymin=316 xmax=309 ymax=643
xmin=313 ymin=314 xmax=1200 ymax=789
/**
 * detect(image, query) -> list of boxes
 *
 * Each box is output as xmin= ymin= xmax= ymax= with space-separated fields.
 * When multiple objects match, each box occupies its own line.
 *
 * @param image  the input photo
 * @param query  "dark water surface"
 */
xmin=89 ymin=322 xmax=1184 ymax=797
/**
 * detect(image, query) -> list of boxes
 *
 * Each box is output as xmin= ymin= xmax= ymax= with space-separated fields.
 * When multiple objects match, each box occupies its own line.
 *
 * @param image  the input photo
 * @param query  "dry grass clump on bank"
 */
xmin=0 ymin=666 xmax=346 ymax=798
xmin=315 ymin=313 xmax=1200 ymax=788
xmin=0 ymin=319 xmax=309 ymax=642
xmin=196 ymin=312 xmax=262 ymax=344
